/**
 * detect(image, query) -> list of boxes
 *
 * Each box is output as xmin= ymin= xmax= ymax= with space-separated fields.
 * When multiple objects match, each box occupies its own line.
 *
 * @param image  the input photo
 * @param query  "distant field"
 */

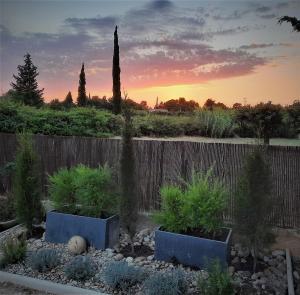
xmin=129 ymin=136 xmax=300 ymax=147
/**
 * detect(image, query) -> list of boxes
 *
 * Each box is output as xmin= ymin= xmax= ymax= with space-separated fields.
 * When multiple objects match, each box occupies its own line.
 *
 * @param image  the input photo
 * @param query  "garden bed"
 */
xmin=1 ymin=226 xmax=290 ymax=295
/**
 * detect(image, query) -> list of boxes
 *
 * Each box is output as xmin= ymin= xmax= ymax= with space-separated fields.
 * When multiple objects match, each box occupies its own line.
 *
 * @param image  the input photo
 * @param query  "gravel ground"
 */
xmin=0 ymin=282 xmax=53 ymax=295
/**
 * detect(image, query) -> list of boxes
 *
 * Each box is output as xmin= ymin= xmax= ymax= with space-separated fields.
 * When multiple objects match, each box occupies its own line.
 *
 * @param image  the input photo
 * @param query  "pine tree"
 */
xmin=77 ymin=63 xmax=87 ymax=106
xmin=11 ymin=53 xmax=44 ymax=106
xmin=112 ymin=26 xmax=122 ymax=114
xmin=14 ymin=133 xmax=43 ymax=236
xmin=120 ymin=109 xmax=137 ymax=254
xmin=234 ymin=147 xmax=275 ymax=273
xmin=63 ymin=91 xmax=73 ymax=108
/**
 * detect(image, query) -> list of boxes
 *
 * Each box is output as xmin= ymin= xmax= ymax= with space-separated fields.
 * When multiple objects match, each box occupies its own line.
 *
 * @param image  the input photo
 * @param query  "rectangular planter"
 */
xmin=45 ymin=211 xmax=119 ymax=250
xmin=154 ymin=227 xmax=232 ymax=269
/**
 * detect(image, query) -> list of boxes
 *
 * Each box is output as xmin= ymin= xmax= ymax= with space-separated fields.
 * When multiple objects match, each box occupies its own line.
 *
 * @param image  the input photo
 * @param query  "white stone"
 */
xmin=114 ymin=254 xmax=124 ymax=261
xmin=67 ymin=235 xmax=86 ymax=255
xmin=126 ymin=257 xmax=134 ymax=263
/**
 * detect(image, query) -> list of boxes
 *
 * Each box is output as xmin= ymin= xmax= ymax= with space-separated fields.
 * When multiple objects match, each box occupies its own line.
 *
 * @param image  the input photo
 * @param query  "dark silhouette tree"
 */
xmin=77 ymin=63 xmax=87 ymax=106
xmin=278 ymin=16 xmax=300 ymax=32
xmin=120 ymin=108 xmax=137 ymax=254
xmin=234 ymin=148 xmax=275 ymax=273
xmin=11 ymin=53 xmax=44 ymax=106
xmin=112 ymin=26 xmax=122 ymax=114
xmin=63 ymin=91 xmax=73 ymax=108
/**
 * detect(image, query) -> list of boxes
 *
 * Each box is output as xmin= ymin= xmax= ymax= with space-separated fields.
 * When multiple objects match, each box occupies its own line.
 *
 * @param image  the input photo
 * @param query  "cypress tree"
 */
xmin=64 ymin=91 xmax=73 ymax=108
xmin=77 ymin=63 xmax=87 ymax=106
xmin=14 ymin=133 xmax=43 ymax=236
xmin=120 ymin=109 xmax=137 ymax=254
xmin=112 ymin=26 xmax=121 ymax=114
xmin=11 ymin=53 xmax=44 ymax=106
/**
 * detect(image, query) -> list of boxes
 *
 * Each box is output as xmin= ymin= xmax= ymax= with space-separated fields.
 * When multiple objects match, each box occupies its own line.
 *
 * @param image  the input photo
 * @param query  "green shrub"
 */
xmin=49 ymin=164 xmax=117 ymax=217
xmin=13 ymin=133 xmax=43 ymax=234
xmin=64 ymin=255 xmax=97 ymax=281
xmin=102 ymin=261 xmax=146 ymax=291
xmin=28 ymin=249 xmax=60 ymax=272
xmin=198 ymin=259 xmax=234 ymax=295
xmin=143 ymin=269 xmax=187 ymax=295
xmin=154 ymin=169 xmax=228 ymax=236
xmin=0 ymin=237 xmax=27 ymax=269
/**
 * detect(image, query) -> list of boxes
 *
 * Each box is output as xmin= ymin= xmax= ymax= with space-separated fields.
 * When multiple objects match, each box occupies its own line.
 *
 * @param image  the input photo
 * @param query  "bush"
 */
xmin=0 ymin=237 xmax=27 ymax=269
xmin=198 ymin=259 xmax=234 ymax=295
xmin=64 ymin=255 xmax=97 ymax=281
xmin=13 ymin=133 xmax=43 ymax=234
xmin=28 ymin=249 xmax=60 ymax=272
xmin=234 ymin=148 xmax=275 ymax=272
xmin=143 ymin=269 xmax=187 ymax=295
xmin=102 ymin=261 xmax=146 ymax=291
xmin=154 ymin=169 xmax=228 ymax=236
xmin=49 ymin=164 xmax=117 ymax=217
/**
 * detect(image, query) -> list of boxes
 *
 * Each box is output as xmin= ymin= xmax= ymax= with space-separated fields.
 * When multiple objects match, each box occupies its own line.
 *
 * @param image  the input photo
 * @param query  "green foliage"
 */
xmin=64 ymin=255 xmax=97 ymax=281
xmin=234 ymin=148 xmax=275 ymax=272
xmin=49 ymin=164 xmax=117 ymax=217
xmin=143 ymin=269 xmax=187 ymax=295
xmin=120 ymin=110 xmax=138 ymax=250
xmin=10 ymin=53 xmax=44 ymax=106
xmin=28 ymin=249 xmax=60 ymax=272
xmin=112 ymin=26 xmax=121 ymax=115
xmin=0 ymin=237 xmax=27 ymax=269
xmin=13 ymin=133 xmax=43 ymax=234
xmin=197 ymin=260 xmax=234 ymax=295
xmin=154 ymin=169 xmax=228 ymax=235
xmin=103 ymin=261 xmax=146 ymax=291
xmin=0 ymin=100 xmax=121 ymax=137
xmin=0 ymin=195 xmax=15 ymax=221
xmin=77 ymin=63 xmax=87 ymax=106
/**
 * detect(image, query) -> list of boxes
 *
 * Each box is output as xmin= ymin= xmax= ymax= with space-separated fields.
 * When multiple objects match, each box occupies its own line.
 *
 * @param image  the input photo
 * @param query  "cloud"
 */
xmin=240 ymin=43 xmax=275 ymax=50
xmin=255 ymin=6 xmax=272 ymax=13
xmin=259 ymin=14 xmax=277 ymax=19
xmin=146 ymin=0 xmax=174 ymax=11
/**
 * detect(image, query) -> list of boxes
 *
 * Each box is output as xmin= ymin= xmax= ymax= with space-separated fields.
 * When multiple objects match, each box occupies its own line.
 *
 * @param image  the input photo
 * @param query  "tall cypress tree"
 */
xmin=77 ymin=63 xmax=87 ymax=106
xmin=11 ymin=53 xmax=44 ymax=106
xmin=120 ymin=109 xmax=137 ymax=254
xmin=112 ymin=26 xmax=121 ymax=114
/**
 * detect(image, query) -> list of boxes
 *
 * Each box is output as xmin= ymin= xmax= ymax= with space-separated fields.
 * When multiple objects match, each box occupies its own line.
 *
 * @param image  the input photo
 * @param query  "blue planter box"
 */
xmin=45 ymin=211 xmax=119 ymax=250
xmin=154 ymin=227 xmax=232 ymax=269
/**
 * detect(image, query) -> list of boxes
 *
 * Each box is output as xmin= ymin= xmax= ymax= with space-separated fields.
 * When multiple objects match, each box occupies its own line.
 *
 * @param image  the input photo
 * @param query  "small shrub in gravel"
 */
xmin=143 ymin=269 xmax=187 ymax=295
xmin=28 ymin=249 xmax=60 ymax=272
xmin=0 ymin=237 xmax=27 ymax=269
xmin=102 ymin=261 xmax=146 ymax=291
xmin=64 ymin=255 xmax=97 ymax=281
xmin=197 ymin=259 xmax=234 ymax=295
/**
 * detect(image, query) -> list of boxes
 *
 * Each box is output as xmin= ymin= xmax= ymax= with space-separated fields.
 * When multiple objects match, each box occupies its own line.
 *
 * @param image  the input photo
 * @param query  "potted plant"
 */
xmin=154 ymin=169 xmax=232 ymax=269
xmin=45 ymin=164 xmax=119 ymax=250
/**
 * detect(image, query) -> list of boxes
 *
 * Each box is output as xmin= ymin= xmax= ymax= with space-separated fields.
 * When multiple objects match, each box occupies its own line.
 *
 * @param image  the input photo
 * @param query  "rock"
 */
xmin=232 ymin=257 xmax=240 ymax=264
xmin=126 ymin=257 xmax=134 ymax=263
xmin=241 ymin=258 xmax=247 ymax=263
xmin=147 ymin=255 xmax=154 ymax=261
xmin=272 ymin=250 xmax=285 ymax=257
xmin=67 ymin=236 xmax=86 ymax=255
xmin=231 ymin=250 xmax=236 ymax=256
xmin=238 ymin=247 xmax=250 ymax=258
xmin=114 ymin=254 xmax=124 ymax=261
xmin=293 ymin=271 xmax=300 ymax=280
xmin=228 ymin=266 xmax=235 ymax=275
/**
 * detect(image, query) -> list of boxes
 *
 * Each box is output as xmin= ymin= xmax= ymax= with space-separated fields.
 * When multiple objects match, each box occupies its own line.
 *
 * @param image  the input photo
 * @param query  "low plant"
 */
xmin=49 ymin=164 xmax=117 ymax=217
xmin=197 ymin=259 xmax=234 ymax=295
xmin=0 ymin=237 xmax=27 ymax=269
xmin=64 ymin=255 xmax=97 ymax=281
xmin=28 ymin=249 xmax=60 ymax=272
xmin=102 ymin=261 xmax=146 ymax=291
xmin=154 ymin=168 xmax=228 ymax=236
xmin=143 ymin=269 xmax=187 ymax=295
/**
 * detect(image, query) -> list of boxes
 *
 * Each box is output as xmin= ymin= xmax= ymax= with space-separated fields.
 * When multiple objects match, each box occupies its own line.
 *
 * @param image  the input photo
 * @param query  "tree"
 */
xmin=234 ymin=148 xmax=275 ymax=273
xmin=49 ymin=98 xmax=63 ymax=110
xmin=112 ymin=26 xmax=122 ymax=114
xmin=120 ymin=108 xmax=137 ymax=254
xmin=11 ymin=53 xmax=44 ymax=106
xmin=203 ymin=99 xmax=227 ymax=111
xmin=278 ymin=16 xmax=300 ymax=32
xmin=13 ymin=133 xmax=43 ymax=236
xmin=77 ymin=63 xmax=87 ymax=106
xmin=63 ymin=91 xmax=73 ymax=108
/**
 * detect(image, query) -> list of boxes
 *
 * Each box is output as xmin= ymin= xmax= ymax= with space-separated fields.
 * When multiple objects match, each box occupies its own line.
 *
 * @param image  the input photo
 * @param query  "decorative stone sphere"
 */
xmin=67 ymin=236 xmax=86 ymax=255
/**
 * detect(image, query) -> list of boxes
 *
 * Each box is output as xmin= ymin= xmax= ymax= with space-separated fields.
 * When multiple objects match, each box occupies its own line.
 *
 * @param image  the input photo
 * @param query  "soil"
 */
xmin=26 ymin=226 xmax=44 ymax=239
xmin=230 ymin=254 xmax=267 ymax=273
xmin=120 ymin=244 xmax=154 ymax=258
xmin=0 ymin=282 xmax=53 ymax=295
xmin=183 ymin=227 xmax=229 ymax=242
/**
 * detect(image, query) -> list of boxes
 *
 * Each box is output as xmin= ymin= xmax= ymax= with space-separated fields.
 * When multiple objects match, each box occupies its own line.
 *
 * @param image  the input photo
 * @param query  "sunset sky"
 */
xmin=0 ymin=0 xmax=299 ymax=107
